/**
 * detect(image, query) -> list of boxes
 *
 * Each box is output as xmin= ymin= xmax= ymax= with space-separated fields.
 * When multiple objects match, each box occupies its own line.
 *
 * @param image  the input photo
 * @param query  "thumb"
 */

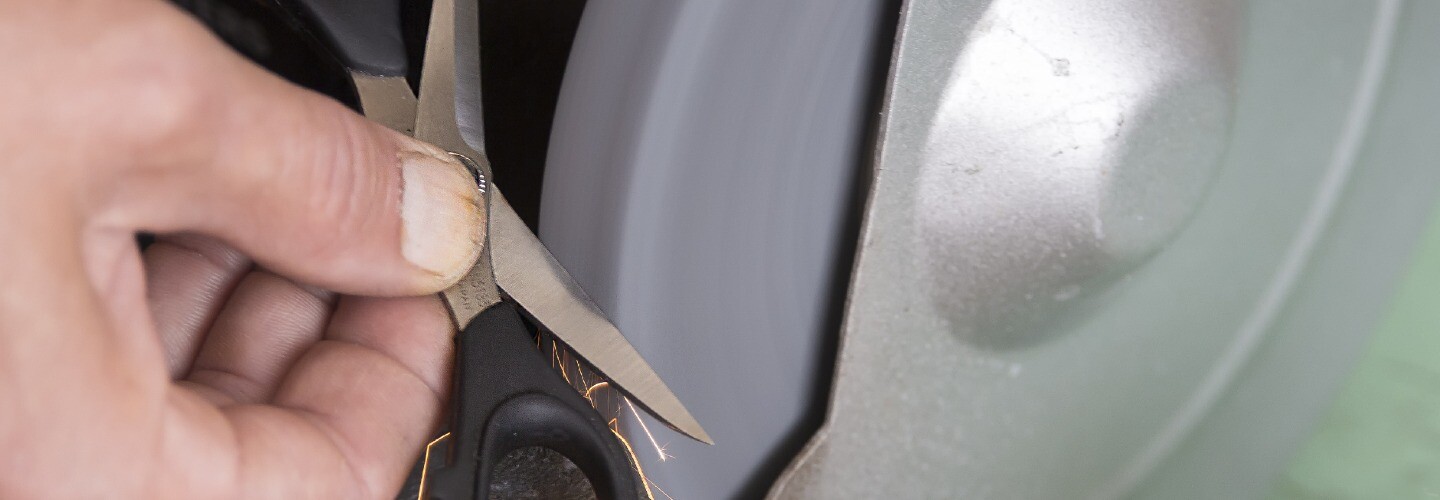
xmin=103 ymin=14 xmax=483 ymax=296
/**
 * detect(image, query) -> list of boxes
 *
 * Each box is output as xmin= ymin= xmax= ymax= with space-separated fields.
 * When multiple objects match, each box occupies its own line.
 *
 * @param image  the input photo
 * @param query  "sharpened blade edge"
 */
xmin=489 ymin=189 xmax=712 ymax=445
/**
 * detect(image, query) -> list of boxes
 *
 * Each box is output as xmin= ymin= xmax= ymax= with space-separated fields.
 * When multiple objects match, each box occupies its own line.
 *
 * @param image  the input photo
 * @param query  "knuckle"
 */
xmin=302 ymin=111 xmax=388 ymax=240
xmin=90 ymin=8 xmax=221 ymax=158
xmin=123 ymin=66 xmax=214 ymax=152
xmin=12 ymin=2 xmax=226 ymax=173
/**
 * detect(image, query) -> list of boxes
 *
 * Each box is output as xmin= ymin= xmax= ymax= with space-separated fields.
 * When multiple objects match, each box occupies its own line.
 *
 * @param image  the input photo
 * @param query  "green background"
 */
xmin=1270 ymin=202 xmax=1440 ymax=499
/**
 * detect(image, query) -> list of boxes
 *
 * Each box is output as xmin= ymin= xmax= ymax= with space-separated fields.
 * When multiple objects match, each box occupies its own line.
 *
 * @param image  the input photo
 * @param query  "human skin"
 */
xmin=0 ymin=0 xmax=485 ymax=497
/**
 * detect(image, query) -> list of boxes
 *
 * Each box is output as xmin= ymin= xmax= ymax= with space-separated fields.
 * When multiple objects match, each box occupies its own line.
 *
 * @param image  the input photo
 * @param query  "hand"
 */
xmin=0 ymin=1 xmax=484 ymax=497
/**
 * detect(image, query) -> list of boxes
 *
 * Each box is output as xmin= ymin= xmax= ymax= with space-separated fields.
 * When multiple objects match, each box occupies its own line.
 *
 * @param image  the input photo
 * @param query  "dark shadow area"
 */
xmin=478 ymin=0 xmax=590 ymax=231
xmin=175 ymin=0 xmax=359 ymax=109
xmin=488 ymin=446 xmax=597 ymax=500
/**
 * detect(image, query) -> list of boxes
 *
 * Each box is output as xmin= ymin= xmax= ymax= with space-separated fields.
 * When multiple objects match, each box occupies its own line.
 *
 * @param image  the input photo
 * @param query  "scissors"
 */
xmin=181 ymin=0 xmax=712 ymax=497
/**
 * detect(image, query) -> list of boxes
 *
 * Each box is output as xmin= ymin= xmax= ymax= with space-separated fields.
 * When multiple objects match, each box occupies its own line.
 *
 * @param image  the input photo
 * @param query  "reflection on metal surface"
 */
xmin=772 ymin=0 xmax=1247 ymax=496
xmin=774 ymin=0 xmax=1440 ymax=497
xmin=917 ymin=0 xmax=1233 ymax=348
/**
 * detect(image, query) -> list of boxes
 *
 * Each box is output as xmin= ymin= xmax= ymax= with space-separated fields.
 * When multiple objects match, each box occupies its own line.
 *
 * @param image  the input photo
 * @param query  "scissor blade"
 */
xmin=490 ymin=189 xmax=713 ymax=445
xmin=413 ymin=0 xmax=483 ymax=161
xmin=413 ymin=0 xmax=710 ymax=445
xmin=351 ymin=73 xmax=417 ymax=135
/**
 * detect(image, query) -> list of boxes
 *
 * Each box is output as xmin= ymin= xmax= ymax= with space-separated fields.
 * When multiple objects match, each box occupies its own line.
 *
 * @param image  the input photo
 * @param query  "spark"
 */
xmin=415 ymin=431 xmax=452 ymax=499
xmin=609 ymin=418 xmax=657 ymax=500
xmin=555 ymin=342 xmax=569 ymax=382
xmin=574 ymin=357 xmax=589 ymax=389
xmin=624 ymin=397 xmax=672 ymax=461
xmin=545 ymin=335 xmax=675 ymax=497
xmin=584 ymin=381 xmax=610 ymax=402
xmin=649 ymin=480 xmax=677 ymax=500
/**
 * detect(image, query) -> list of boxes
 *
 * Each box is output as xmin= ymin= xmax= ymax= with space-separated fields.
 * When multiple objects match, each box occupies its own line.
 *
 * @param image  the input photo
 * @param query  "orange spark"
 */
xmin=415 ymin=431 xmax=452 ymax=499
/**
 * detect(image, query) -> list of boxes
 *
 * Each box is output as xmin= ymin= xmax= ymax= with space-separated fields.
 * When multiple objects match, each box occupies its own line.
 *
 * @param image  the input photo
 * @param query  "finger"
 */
xmin=144 ymin=234 xmax=251 ymax=378
xmin=158 ymin=389 xmax=351 ymax=498
xmin=261 ymin=295 xmax=453 ymax=497
xmin=0 ymin=194 xmax=169 ymax=498
xmin=183 ymin=270 xmax=334 ymax=406
xmin=157 ymin=296 xmax=452 ymax=497
xmin=160 ymin=306 xmax=448 ymax=499
xmin=79 ymin=3 xmax=483 ymax=296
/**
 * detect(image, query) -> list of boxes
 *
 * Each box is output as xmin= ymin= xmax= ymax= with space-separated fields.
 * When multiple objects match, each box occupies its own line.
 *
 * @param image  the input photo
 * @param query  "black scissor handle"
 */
xmin=420 ymin=301 xmax=639 ymax=500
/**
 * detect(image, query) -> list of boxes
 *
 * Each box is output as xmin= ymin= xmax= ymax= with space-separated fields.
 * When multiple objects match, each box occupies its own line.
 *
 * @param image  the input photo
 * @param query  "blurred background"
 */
xmin=1270 ymin=207 xmax=1440 ymax=498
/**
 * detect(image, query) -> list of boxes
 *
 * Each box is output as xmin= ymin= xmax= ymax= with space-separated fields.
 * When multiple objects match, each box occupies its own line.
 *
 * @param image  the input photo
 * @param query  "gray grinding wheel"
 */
xmin=537 ymin=0 xmax=893 ymax=498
